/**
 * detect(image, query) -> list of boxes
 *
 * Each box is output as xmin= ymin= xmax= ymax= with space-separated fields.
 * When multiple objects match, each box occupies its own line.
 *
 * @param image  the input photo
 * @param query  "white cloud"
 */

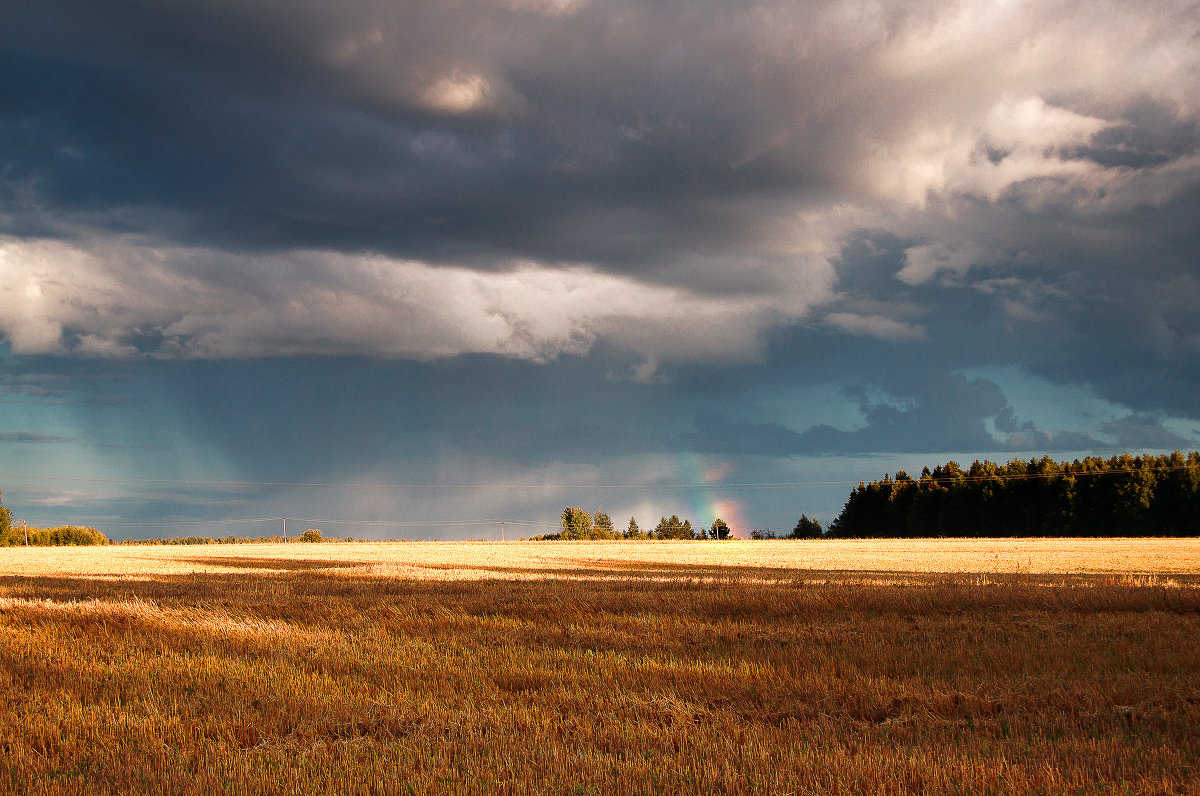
xmin=899 ymin=242 xmax=984 ymax=285
xmin=9 ymin=277 xmax=65 ymax=354
xmin=420 ymin=73 xmax=491 ymax=114
xmin=493 ymin=0 xmax=588 ymax=16
xmin=824 ymin=312 xmax=925 ymax=342
xmin=851 ymin=0 xmax=1198 ymax=209
xmin=0 ymin=235 xmax=835 ymax=364
xmin=864 ymin=96 xmax=1111 ymax=206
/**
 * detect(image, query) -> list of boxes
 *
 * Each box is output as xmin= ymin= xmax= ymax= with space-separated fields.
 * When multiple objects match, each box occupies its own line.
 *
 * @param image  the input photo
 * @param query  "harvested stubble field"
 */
xmin=1 ymin=540 xmax=1198 ymax=794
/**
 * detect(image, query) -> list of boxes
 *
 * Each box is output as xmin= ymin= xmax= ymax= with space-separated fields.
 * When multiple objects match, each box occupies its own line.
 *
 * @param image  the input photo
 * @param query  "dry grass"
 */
xmin=1 ymin=541 xmax=1198 ymax=794
xmin=5 ymin=537 xmax=1200 ymax=579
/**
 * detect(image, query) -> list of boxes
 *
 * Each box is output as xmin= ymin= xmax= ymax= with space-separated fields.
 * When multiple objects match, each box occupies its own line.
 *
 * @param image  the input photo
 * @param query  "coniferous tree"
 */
xmin=653 ymin=514 xmax=694 ymax=540
xmin=790 ymin=514 xmax=822 ymax=539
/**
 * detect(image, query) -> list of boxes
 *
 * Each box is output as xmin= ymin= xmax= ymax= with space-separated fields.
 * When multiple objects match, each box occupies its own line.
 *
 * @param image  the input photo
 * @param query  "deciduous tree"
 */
xmin=593 ymin=509 xmax=616 ymax=539
xmin=560 ymin=507 xmax=593 ymax=540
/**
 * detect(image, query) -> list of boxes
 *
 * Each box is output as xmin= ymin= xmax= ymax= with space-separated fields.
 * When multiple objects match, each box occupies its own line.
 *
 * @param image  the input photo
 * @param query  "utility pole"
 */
xmin=20 ymin=519 xmax=27 ymax=546
xmin=282 ymin=517 xmax=286 ymax=540
xmin=500 ymin=520 xmax=505 ymax=542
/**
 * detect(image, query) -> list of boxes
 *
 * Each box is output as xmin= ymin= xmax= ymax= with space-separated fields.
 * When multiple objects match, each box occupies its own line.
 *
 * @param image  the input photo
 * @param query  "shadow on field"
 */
xmin=410 ymin=561 xmax=816 ymax=580
xmin=2 ymin=566 xmax=1198 ymax=617
xmin=407 ymin=560 xmax=1200 ymax=587
xmin=178 ymin=556 xmax=373 ymax=572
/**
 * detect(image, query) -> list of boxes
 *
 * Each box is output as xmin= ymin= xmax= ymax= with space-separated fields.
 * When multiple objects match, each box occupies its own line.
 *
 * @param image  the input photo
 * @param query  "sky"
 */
xmin=2 ymin=0 xmax=1200 ymax=539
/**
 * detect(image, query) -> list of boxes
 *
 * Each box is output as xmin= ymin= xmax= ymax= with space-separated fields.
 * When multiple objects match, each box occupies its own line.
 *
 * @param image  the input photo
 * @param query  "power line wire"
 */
xmin=55 ymin=516 xmax=560 ymax=531
xmin=84 ymin=517 xmax=281 ymax=529
xmin=0 ymin=472 xmax=859 ymax=490
xmin=3 ymin=462 xmax=1198 ymax=492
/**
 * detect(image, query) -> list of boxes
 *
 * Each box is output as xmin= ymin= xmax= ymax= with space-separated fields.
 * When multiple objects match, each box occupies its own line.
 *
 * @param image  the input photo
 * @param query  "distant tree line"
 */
xmin=827 ymin=452 xmax=1200 ymax=538
xmin=751 ymin=515 xmax=824 ymax=539
xmin=0 ymin=492 xmax=351 ymax=546
xmin=528 ymin=507 xmax=735 ymax=540
xmin=530 ymin=507 xmax=823 ymax=541
xmin=0 ymin=495 xmax=110 ymax=546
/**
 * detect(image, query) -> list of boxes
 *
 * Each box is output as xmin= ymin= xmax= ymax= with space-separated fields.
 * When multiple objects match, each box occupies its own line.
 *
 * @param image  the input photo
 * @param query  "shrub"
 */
xmin=300 ymin=529 xmax=323 ymax=543
xmin=26 ymin=525 xmax=110 ymax=546
xmin=0 ymin=491 xmax=12 ymax=546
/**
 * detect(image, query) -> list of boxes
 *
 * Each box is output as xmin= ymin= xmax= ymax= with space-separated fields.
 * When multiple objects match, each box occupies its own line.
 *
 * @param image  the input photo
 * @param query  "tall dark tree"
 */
xmin=625 ymin=517 xmax=643 ymax=539
xmin=709 ymin=518 xmax=731 ymax=540
xmin=790 ymin=514 xmax=823 ymax=539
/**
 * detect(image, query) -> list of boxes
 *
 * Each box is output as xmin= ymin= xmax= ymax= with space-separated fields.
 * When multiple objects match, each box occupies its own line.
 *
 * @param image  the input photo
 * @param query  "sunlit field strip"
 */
xmin=2 ymin=538 xmax=1200 ymax=579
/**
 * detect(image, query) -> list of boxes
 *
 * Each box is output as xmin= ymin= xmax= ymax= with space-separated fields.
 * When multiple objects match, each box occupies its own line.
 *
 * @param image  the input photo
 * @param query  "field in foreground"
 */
xmin=1 ymin=542 xmax=1198 ymax=794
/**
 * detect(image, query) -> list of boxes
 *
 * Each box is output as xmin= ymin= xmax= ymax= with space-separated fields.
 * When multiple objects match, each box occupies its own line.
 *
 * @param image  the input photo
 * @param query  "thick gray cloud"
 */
xmin=5 ymin=1 xmax=1198 ymax=340
xmin=683 ymin=372 xmax=1132 ymax=457
xmin=1100 ymin=413 xmax=1196 ymax=451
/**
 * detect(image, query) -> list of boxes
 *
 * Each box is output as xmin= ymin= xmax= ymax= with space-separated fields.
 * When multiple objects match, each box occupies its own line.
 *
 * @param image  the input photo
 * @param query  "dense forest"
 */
xmin=827 ymin=451 xmax=1200 ymax=538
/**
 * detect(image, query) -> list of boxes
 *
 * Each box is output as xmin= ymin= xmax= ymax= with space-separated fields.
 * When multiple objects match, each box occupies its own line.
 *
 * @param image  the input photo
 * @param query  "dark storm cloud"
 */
xmin=1026 ymin=235 xmax=1200 ymax=417
xmin=3 ymin=0 xmax=1200 ymax=478
xmin=803 ymin=374 xmax=1008 ymax=454
xmin=1068 ymin=98 xmax=1200 ymax=170
xmin=0 ymin=0 xmax=838 ymax=273
xmin=1100 ymin=414 xmax=1196 ymax=451
xmin=683 ymin=373 xmax=1119 ymax=456
xmin=682 ymin=414 xmax=808 ymax=457
xmin=7 ymin=0 xmax=1186 ymax=281
xmin=841 ymin=378 xmax=992 ymax=454
xmin=988 ymin=407 xmax=1102 ymax=453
